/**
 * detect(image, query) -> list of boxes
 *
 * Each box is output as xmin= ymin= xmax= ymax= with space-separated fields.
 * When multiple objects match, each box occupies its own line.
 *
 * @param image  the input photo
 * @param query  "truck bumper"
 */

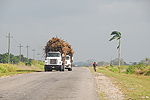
xmin=45 ymin=65 xmax=61 ymax=71
xmin=65 ymin=65 xmax=71 ymax=69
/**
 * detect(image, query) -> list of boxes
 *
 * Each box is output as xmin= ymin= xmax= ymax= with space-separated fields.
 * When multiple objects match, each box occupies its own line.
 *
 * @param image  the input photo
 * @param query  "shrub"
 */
xmin=106 ymin=65 xmax=119 ymax=72
xmin=125 ymin=63 xmax=149 ymax=75
xmin=135 ymin=69 xmax=143 ymax=75
xmin=25 ymin=62 xmax=32 ymax=66
xmin=106 ymin=65 xmax=110 ymax=68
xmin=137 ymin=63 xmax=145 ymax=70
xmin=17 ymin=62 xmax=25 ymax=66
xmin=125 ymin=65 xmax=135 ymax=74
xmin=38 ymin=61 xmax=45 ymax=66
xmin=145 ymin=71 xmax=150 ymax=76
xmin=0 ymin=66 xmax=9 ymax=73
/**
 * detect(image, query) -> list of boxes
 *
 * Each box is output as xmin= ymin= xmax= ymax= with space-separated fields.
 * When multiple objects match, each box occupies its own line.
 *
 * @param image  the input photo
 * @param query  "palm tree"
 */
xmin=109 ymin=31 xmax=121 ymax=67
xmin=145 ymin=58 xmax=149 ymax=65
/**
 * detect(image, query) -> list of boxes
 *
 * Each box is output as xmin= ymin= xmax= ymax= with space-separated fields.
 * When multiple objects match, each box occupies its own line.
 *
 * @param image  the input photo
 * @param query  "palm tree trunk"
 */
xmin=119 ymin=39 xmax=120 ymax=67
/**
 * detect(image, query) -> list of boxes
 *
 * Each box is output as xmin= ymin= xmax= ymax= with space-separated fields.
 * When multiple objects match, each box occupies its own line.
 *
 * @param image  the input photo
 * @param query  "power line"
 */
xmin=12 ymin=37 xmax=19 ymax=45
xmin=0 ymin=32 xmax=6 ymax=37
xmin=11 ymin=40 xmax=19 ymax=53
xmin=11 ymin=46 xmax=19 ymax=54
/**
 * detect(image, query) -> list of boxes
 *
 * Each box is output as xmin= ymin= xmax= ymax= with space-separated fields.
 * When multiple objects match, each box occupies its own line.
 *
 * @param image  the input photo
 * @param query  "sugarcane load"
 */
xmin=44 ymin=37 xmax=74 ymax=71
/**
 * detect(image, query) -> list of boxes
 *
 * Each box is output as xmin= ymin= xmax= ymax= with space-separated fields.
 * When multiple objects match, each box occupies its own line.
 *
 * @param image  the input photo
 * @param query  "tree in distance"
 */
xmin=109 ymin=31 xmax=121 ymax=67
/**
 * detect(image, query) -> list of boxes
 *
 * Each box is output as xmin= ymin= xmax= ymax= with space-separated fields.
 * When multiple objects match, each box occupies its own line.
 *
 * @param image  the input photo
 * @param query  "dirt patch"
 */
xmin=94 ymin=72 xmax=124 ymax=100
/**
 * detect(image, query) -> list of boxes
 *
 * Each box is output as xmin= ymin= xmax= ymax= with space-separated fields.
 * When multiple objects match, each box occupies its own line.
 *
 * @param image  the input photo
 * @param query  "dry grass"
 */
xmin=0 ymin=63 xmax=44 ymax=77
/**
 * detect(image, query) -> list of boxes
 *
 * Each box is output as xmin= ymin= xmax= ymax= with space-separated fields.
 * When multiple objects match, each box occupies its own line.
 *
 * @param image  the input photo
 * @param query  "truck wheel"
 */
xmin=49 ymin=70 xmax=52 ymax=71
xmin=68 ymin=68 xmax=72 ymax=71
xmin=62 ymin=65 xmax=64 ymax=71
xmin=60 ymin=65 xmax=62 ymax=71
xmin=56 ymin=66 xmax=59 ymax=71
xmin=60 ymin=65 xmax=64 ymax=72
xmin=48 ymin=69 xmax=52 ymax=71
xmin=48 ymin=67 xmax=52 ymax=71
xmin=46 ymin=66 xmax=52 ymax=71
xmin=45 ymin=68 xmax=47 ymax=72
xmin=44 ymin=66 xmax=47 ymax=72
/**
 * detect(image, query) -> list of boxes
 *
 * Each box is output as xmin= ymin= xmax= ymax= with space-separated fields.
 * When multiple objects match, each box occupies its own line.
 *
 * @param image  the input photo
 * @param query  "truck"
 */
xmin=64 ymin=55 xmax=73 ymax=71
xmin=44 ymin=37 xmax=74 ymax=72
xmin=45 ymin=52 xmax=73 ymax=72
xmin=45 ymin=52 xmax=64 ymax=71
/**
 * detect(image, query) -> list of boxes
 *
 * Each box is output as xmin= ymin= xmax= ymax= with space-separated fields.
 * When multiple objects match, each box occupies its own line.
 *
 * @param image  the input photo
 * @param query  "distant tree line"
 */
xmin=110 ymin=58 xmax=127 ymax=65
xmin=98 ymin=58 xmax=150 ymax=66
xmin=0 ymin=53 xmax=33 ymax=64
xmin=74 ymin=58 xmax=150 ymax=67
xmin=97 ymin=61 xmax=110 ymax=66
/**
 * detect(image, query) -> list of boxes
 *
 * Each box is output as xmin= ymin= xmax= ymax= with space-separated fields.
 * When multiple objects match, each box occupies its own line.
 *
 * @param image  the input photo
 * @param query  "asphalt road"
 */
xmin=0 ymin=67 xmax=99 ymax=100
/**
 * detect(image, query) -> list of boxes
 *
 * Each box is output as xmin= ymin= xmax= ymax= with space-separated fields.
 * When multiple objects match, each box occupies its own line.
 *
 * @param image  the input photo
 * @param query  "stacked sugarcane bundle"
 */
xmin=45 ymin=37 xmax=74 ymax=63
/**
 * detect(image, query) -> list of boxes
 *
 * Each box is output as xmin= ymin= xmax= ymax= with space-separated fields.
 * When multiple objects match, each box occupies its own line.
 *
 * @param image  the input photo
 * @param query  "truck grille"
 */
xmin=50 ymin=59 xmax=57 ymax=64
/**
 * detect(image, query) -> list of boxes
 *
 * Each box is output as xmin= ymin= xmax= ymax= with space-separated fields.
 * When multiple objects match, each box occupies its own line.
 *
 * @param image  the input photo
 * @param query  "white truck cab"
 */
xmin=45 ymin=52 xmax=64 ymax=71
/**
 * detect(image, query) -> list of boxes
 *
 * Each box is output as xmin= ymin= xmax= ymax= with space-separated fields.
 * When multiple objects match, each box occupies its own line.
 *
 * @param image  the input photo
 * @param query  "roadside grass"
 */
xmin=88 ymin=66 xmax=150 ymax=100
xmin=0 ymin=64 xmax=18 ymax=73
xmin=98 ymin=92 xmax=108 ymax=100
xmin=32 ymin=60 xmax=45 ymax=70
xmin=106 ymin=64 xmax=150 ymax=75
xmin=0 ymin=62 xmax=44 ymax=77
xmin=0 ymin=70 xmax=37 ymax=77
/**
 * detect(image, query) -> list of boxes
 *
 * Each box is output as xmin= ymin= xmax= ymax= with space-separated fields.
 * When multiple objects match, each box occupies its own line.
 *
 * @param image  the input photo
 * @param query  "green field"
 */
xmin=88 ymin=66 xmax=150 ymax=100
xmin=0 ymin=61 xmax=44 ymax=77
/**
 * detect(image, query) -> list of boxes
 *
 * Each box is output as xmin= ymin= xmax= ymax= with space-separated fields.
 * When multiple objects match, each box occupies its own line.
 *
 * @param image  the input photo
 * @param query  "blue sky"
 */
xmin=0 ymin=0 xmax=150 ymax=63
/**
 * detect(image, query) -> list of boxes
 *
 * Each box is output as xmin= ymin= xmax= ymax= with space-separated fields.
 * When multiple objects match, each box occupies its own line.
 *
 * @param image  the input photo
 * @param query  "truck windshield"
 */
xmin=47 ymin=53 xmax=60 ymax=57
xmin=65 ymin=56 xmax=70 ymax=60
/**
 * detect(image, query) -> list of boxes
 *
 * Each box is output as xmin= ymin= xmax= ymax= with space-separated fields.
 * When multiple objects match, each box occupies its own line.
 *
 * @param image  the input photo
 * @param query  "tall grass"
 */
xmin=32 ymin=60 xmax=44 ymax=70
xmin=0 ymin=61 xmax=44 ymax=77
xmin=0 ymin=64 xmax=18 ymax=73
xmin=125 ymin=63 xmax=150 ymax=75
xmin=105 ymin=63 xmax=150 ymax=76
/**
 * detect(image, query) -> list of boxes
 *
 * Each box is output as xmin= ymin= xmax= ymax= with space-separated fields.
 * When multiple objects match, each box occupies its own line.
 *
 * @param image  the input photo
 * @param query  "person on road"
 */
xmin=93 ymin=62 xmax=97 ymax=72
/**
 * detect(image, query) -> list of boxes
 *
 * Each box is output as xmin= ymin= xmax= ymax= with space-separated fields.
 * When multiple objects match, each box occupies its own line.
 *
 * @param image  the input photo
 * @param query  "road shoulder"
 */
xmin=93 ymin=72 xmax=124 ymax=100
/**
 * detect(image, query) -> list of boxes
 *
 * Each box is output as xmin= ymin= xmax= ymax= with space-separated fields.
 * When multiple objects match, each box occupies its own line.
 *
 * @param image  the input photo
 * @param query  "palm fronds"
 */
xmin=109 ymin=31 xmax=121 ymax=41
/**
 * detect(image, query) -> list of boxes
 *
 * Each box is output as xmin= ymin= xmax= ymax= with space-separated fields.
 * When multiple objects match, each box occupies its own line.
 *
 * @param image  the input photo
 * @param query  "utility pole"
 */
xmin=37 ymin=53 xmax=40 ymax=61
xmin=18 ymin=44 xmax=23 ymax=62
xmin=26 ymin=44 xmax=30 ymax=62
xmin=6 ymin=33 xmax=13 ymax=64
xmin=110 ymin=57 xmax=112 ymax=66
xmin=32 ymin=49 xmax=36 ymax=60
